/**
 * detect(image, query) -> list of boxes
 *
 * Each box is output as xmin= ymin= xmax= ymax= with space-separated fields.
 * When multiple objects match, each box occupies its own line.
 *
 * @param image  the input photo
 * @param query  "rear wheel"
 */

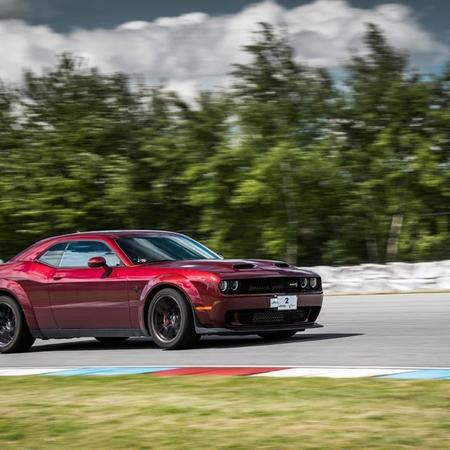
xmin=94 ymin=337 xmax=129 ymax=345
xmin=148 ymin=288 xmax=199 ymax=350
xmin=0 ymin=296 xmax=35 ymax=354
xmin=258 ymin=330 xmax=300 ymax=340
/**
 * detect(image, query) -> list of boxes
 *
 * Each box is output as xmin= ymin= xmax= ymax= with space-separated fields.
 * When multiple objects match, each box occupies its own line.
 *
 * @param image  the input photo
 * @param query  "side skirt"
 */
xmin=35 ymin=329 xmax=146 ymax=339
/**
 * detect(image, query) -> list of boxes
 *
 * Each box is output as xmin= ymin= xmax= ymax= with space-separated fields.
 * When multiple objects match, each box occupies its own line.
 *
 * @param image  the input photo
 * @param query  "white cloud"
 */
xmin=0 ymin=0 xmax=448 ymax=97
xmin=0 ymin=0 xmax=29 ymax=17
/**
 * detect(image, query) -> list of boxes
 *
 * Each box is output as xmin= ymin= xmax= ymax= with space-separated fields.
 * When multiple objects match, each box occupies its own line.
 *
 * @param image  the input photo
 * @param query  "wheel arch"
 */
xmin=140 ymin=281 xmax=200 ymax=334
xmin=0 ymin=282 xmax=40 ymax=333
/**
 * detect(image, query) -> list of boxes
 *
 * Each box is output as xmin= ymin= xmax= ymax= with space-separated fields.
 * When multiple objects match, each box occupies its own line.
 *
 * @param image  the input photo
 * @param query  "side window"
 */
xmin=60 ymin=241 xmax=122 ymax=268
xmin=38 ymin=242 xmax=68 ymax=267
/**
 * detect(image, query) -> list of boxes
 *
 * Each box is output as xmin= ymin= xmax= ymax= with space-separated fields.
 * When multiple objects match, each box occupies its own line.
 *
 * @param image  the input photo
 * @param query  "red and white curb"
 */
xmin=0 ymin=366 xmax=449 ymax=379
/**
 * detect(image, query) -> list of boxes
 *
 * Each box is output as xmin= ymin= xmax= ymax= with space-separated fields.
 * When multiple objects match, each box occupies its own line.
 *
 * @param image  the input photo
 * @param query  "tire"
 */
xmin=148 ymin=288 xmax=199 ymax=350
xmin=0 ymin=295 xmax=35 ymax=354
xmin=94 ymin=337 xmax=129 ymax=345
xmin=258 ymin=330 xmax=299 ymax=340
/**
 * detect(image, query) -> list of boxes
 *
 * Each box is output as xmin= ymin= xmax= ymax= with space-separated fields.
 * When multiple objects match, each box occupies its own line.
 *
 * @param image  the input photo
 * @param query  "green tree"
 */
xmin=339 ymin=24 xmax=450 ymax=262
xmin=0 ymin=55 xmax=138 ymax=257
xmin=0 ymin=24 xmax=449 ymax=265
xmin=229 ymin=23 xmax=337 ymax=263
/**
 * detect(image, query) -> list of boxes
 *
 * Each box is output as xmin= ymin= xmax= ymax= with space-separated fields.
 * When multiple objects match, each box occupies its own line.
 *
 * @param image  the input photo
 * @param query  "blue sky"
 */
xmin=0 ymin=0 xmax=449 ymax=96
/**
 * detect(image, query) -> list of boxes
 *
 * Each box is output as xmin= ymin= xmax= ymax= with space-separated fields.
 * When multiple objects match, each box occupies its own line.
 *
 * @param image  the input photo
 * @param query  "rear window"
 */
xmin=38 ymin=242 xmax=68 ymax=267
xmin=60 ymin=241 xmax=122 ymax=268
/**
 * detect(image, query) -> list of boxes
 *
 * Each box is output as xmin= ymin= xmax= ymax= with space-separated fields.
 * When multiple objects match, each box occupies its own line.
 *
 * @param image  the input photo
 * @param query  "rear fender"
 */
xmin=0 ymin=279 xmax=40 ymax=333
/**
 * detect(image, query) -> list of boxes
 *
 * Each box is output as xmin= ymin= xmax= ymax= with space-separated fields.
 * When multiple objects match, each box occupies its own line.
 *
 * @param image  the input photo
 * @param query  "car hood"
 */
xmin=142 ymin=259 xmax=319 ymax=278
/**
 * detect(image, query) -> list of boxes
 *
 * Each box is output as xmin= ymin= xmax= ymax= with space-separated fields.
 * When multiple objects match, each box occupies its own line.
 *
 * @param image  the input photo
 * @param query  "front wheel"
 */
xmin=258 ymin=330 xmax=300 ymax=340
xmin=0 ymin=296 xmax=35 ymax=354
xmin=148 ymin=288 xmax=199 ymax=350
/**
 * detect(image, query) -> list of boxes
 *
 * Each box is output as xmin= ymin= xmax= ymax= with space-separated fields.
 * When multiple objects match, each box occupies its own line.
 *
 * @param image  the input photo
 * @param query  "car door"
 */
xmin=48 ymin=240 xmax=131 ymax=330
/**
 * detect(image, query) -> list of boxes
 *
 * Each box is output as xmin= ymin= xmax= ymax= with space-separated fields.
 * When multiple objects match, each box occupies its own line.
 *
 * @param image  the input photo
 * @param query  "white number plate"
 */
xmin=270 ymin=295 xmax=298 ymax=311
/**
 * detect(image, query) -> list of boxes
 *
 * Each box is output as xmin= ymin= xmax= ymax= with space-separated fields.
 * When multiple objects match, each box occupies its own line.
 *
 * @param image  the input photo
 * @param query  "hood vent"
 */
xmin=233 ymin=263 xmax=256 ymax=270
xmin=274 ymin=262 xmax=290 ymax=268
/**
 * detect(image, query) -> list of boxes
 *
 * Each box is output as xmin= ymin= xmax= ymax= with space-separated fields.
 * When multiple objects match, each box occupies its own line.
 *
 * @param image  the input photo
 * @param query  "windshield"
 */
xmin=116 ymin=235 xmax=221 ymax=264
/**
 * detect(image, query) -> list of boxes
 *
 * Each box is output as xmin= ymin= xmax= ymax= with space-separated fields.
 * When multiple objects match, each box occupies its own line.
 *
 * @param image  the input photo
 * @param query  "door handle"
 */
xmin=53 ymin=274 xmax=65 ymax=280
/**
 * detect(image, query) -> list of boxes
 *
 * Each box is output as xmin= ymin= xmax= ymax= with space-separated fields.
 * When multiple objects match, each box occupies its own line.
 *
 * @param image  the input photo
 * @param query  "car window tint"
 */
xmin=38 ymin=242 xmax=68 ymax=267
xmin=60 ymin=241 xmax=121 ymax=268
xmin=116 ymin=235 xmax=220 ymax=264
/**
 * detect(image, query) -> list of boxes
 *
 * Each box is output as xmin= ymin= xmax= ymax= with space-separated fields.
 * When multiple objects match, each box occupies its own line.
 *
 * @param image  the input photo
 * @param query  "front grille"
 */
xmin=234 ymin=277 xmax=321 ymax=294
xmin=225 ymin=306 xmax=321 ymax=327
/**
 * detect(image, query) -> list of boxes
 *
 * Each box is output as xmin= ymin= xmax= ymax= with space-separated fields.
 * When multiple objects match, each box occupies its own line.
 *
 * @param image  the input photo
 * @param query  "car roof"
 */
xmin=51 ymin=230 xmax=179 ymax=239
xmin=9 ymin=230 xmax=183 ymax=262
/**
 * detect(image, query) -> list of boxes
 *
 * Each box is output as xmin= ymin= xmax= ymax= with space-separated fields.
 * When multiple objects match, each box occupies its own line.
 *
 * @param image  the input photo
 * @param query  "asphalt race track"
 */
xmin=1 ymin=293 xmax=449 ymax=368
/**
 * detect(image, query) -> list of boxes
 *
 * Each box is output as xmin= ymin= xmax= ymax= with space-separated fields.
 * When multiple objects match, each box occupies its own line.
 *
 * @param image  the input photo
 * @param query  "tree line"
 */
xmin=1 ymin=23 xmax=449 ymax=265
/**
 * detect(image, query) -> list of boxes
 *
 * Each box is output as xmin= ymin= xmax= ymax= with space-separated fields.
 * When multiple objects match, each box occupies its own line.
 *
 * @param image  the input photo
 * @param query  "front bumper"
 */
xmin=195 ymin=321 xmax=323 ymax=335
xmin=193 ymin=292 xmax=323 ymax=335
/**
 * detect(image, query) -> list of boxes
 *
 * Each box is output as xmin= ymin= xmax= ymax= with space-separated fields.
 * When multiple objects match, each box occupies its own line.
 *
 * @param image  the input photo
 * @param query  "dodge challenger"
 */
xmin=0 ymin=230 xmax=323 ymax=352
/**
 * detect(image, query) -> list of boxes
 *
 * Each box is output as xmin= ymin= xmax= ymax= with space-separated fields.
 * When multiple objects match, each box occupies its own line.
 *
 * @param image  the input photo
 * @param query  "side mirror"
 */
xmin=88 ymin=256 xmax=107 ymax=268
xmin=88 ymin=256 xmax=112 ymax=278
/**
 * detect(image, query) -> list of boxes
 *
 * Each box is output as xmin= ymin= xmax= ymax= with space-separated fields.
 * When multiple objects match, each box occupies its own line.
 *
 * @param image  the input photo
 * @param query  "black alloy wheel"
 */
xmin=153 ymin=296 xmax=182 ymax=342
xmin=0 ymin=296 xmax=35 ymax=353
xmin=0 ymin=303 xmax=15 ymax=348
xmin=148 ymin=288 xmax=199 ymax=350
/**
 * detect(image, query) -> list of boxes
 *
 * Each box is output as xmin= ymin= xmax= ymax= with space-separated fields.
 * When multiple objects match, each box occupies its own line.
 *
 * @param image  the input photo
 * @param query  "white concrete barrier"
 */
xmin=302 ymin=260 xmax=450 ymax=294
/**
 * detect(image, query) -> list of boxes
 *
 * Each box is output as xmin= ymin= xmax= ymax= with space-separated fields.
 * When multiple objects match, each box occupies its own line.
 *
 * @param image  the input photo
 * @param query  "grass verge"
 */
xmin=0 ymin=376 xmax=449 ymax=449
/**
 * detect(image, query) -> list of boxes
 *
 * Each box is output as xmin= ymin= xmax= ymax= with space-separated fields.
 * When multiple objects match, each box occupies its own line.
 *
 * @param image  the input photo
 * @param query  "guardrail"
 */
xmin=304 ymin=260 xmax=450 ymax=294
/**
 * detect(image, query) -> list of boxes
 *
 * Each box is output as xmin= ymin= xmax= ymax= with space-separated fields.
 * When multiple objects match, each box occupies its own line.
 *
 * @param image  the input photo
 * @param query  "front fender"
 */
xmin=138 ymin=274 xmax=204 ymax=332
xmin=0 ymin=279 xmax=40 ymax=333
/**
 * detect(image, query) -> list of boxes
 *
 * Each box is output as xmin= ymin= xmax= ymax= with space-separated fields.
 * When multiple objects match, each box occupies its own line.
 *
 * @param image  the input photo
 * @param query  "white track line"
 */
xmin=0 ymin=366 xmax=449 ymax=377
xmin=0 ymin=368 xmax=67 ymax=376
xmin=253 ymin=368 xmax=408 ymax=378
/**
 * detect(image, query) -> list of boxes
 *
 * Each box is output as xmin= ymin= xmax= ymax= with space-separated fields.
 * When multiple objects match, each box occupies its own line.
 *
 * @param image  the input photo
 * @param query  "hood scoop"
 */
xmin=274 ymin=262 xmax=290 ymax=268
xmin=233 ymin=263 xmax=256 ymax=270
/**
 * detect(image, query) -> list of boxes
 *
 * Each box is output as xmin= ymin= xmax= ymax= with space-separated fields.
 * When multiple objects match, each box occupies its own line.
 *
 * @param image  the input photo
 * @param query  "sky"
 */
xmin=1 ymin=0 xmax=449 ymax=97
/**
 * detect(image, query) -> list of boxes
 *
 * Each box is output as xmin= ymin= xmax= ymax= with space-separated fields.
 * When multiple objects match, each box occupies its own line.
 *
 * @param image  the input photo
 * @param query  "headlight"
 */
xmin=300 ymin=277 xmax=308 ymax=289
xmin=309 ymin=277 xmax=318 ymax=289
xmin=219 ymin=280 xmax=228 ymax=292
xmin=230 ymin=280 xmax=239 ymax=291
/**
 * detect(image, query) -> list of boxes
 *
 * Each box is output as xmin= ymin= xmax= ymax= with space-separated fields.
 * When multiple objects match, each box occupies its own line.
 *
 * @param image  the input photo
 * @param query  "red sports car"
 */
xmin=0 ymin=230 xmax=323 ymax=352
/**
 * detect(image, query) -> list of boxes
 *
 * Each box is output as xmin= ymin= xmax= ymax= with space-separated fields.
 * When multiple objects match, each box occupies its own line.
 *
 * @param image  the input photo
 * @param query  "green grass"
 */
xmin=0 ymin=376 xmax=449 ymax=449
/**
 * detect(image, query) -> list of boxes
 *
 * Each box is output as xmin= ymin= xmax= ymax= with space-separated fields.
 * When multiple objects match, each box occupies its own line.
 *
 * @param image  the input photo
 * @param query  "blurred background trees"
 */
xmin=0 ymin=23 xmax=449 ymax=265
